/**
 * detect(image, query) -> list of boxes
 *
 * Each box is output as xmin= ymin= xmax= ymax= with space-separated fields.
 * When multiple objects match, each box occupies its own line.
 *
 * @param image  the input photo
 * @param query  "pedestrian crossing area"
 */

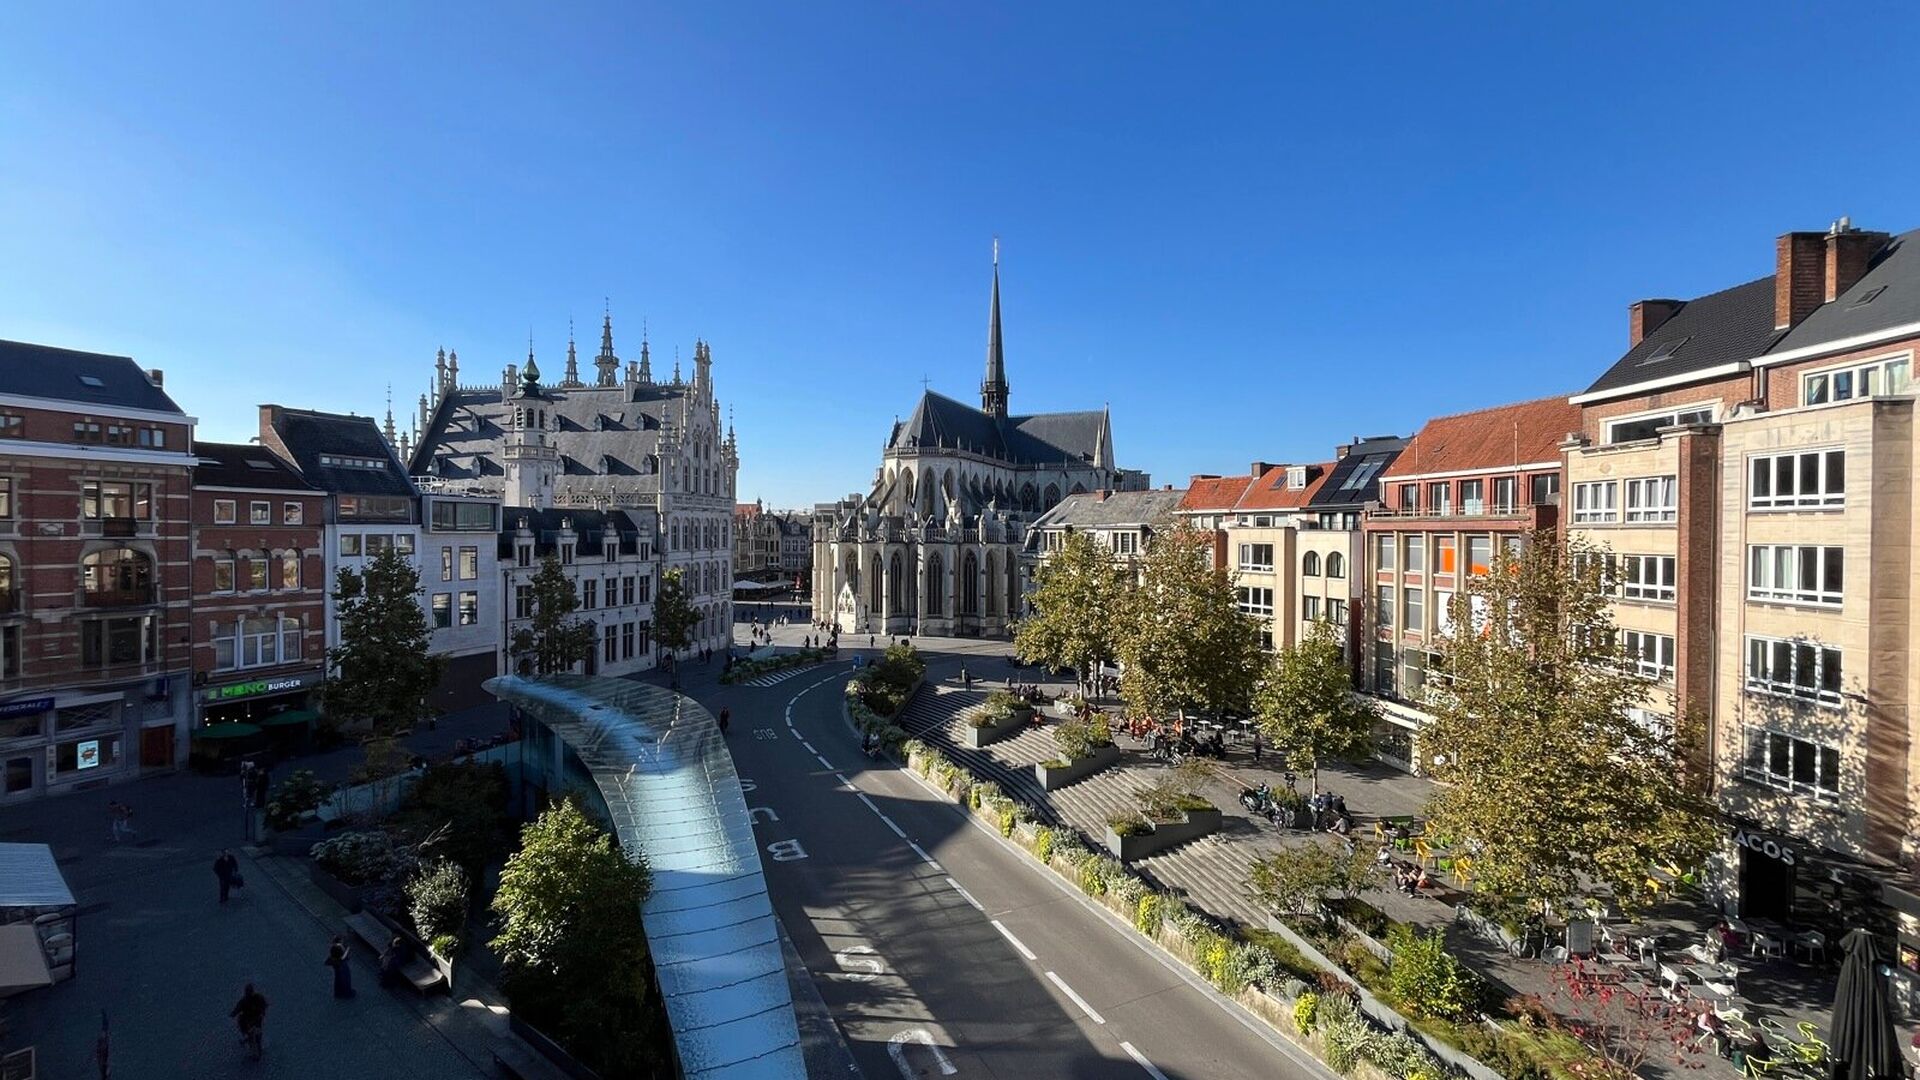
xmin=739 ymin=663 xmax=824 ymax=688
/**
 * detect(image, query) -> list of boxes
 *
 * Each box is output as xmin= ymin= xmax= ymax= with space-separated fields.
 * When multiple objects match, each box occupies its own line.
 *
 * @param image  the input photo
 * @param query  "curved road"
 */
xmin=706 ymin=655 xmax=1332 ymax=1080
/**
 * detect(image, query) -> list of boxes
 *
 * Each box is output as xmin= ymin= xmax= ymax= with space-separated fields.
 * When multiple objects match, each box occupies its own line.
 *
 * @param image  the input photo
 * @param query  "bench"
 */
xmin=343 ymin=911 xmax=445 ymax=994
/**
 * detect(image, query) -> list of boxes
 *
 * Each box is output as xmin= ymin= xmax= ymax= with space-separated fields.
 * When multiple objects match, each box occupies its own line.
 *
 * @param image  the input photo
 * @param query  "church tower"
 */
xmin=980 ymin=244 xmax=1009 ymax=418
xmin=502 ymin=348 xmax=559 ymax=507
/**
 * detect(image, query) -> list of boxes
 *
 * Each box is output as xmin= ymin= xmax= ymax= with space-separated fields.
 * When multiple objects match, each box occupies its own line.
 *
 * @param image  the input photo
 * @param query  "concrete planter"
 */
xmin=1105 ymin=807 xmax=1222 ymax=861
xmin=1035 ymin=743 xmax=1122 ymax=790
xmin=307 ymin=862 xmax=367 ymax=913
xmin=963 ymin=703 xmax=1033 ymax=748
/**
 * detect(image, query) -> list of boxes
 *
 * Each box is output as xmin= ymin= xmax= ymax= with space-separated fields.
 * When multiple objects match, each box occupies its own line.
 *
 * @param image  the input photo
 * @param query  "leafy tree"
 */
xmin=1015 ymin=530 xmax=1132 ymax=696
xmin=1256 ymin=621 xmax=1378 ymax=793
xmin=651 ymin=567 xmax=699 ymax=685
xmin=1420 ymin=530 xmax=1715 ymax=913
xmin=389 ymin=760 xmax=513 ymax=874
xmin=510 ymin=555 xmax=598 ymax=676
xmin=1384 ymin=925 xmax=1481 ymax=1021
xmin=492 ymin=798 xmax=663 ymax=1075
xmin=1248 ymin=839 xmax=1380 ymax=918
xmin=324 ymin=546 xmax=442 ymax=735
xmin=1116 ymin=525 xmax=1263 ymax=723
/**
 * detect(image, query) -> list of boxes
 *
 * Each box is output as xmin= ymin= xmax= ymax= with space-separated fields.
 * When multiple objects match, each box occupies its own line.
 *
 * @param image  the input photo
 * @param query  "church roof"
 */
xmin=411 ymin=384 xmax=690 ymax=484
xmin=887 ymin=390 xmax=1107 ymax=467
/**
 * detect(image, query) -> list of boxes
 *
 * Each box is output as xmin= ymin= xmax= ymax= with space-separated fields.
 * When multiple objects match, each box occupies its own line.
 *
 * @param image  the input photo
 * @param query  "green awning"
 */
xmin=192 ymin=722 xmax=263 ymax=740
xmin=259 ymin=710 xmax=318 ymax=728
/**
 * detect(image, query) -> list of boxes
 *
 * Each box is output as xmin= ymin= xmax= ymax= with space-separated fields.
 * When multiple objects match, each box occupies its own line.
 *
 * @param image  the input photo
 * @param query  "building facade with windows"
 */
xmin=1024 ymin=488 xmax=1186 ymax=590
xmin=419 ymin=493 xmax=502 ymax=707
xmin=1297 ymin=436 xmax=1408 ymax=679
xmin=1362 ymin=396 xmax=1578 ymax=771
xmin=733 ymin=500 xmax=781 ymax=577
xmin=500 ymin=508 xmax=659 ymax=678
xmin=0 ymin=341 xmax=196 ymax=803
xmin=1225 ymin=462 xmax=1333 ymax=654
xmin=189 ymin=443 xmax=328 ymax=732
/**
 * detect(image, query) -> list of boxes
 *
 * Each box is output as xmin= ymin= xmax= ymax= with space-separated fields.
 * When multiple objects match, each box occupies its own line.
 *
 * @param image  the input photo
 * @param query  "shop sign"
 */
xmin=0 ymin=697 xmax=53 ymax=719
xmin=1732 ymin=828 xmax=1796 ymax=866
xmin=200 ymin=673 xmax=319 ymax=704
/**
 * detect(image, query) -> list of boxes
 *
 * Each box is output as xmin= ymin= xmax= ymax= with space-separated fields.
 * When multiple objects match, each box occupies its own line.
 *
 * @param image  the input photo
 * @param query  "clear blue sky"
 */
xmin=5 ymin=4 xmax=1917 ymax=508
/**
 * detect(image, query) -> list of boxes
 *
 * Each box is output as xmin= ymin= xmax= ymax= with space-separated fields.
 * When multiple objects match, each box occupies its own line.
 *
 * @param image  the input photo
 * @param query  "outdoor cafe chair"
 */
xmin=1790 ymin=930 xmax=1826 ymax=965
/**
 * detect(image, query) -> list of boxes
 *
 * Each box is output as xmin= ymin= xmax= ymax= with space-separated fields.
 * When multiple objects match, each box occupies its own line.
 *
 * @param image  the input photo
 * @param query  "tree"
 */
xmin=1015 ymin=530 xmax=1131 ymax=696
xmin=324 ymin=545 xmax=442 ymax=735
xmin=1247 ymin=839 xmax=1380 ymax=918
xmin=1116 ymin=525 xmax=1264 ymax=723
xmin=1256 ymin=621 xmax=1379 ymax=793
xmin=510 ymin=555 xmax=598 ymax=676
xmin=652 ymin=567 xmax=699 ymax=685
xmin=1420 ymin=530 xmax=1715 ymax=914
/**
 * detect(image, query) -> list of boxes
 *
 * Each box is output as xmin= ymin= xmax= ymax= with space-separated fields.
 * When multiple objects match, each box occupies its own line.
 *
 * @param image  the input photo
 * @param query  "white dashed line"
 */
xmin=801 ymin=740 xmax=818 ymax=754
xmin=945 ymin=877 xmax=983 ymax=911
xmin=908 ymin=841 xmax=940 ymax=868
xmin=990 ymin=920 xmax=1037 ymax=961
xmin=856 ymin=792 xmax=883 ymax=815
xmin=1045 ymin=971 xmax=1105 ymax=1024
xmin=876 ymin=814 xmax=906 ymax=838
xmin=1121 ymin=1041 xmax=1170 ymax=1079
xmin=834 ymin=772 xmax=851 ymax=785
xmin=814 ymin=754 xmax=833 ymax=770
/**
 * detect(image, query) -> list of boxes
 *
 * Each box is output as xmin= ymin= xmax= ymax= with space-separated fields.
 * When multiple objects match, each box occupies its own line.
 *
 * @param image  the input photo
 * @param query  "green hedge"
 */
xmin=719 ymin=648 xmax=827 ymax=684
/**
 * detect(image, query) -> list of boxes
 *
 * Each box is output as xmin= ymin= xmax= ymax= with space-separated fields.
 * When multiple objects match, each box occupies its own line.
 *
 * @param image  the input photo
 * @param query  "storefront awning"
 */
xmin=0 ymin=844 xmax=74 ymax=908
xmin=731 ymin=579 xmax=783 ymax=591
xmin=0 ymin=924 xmax=50 ymax=998
xmin=259 ymin=710 xmax=318 ymax=728
xmin=191 ymin=722 xmax=263 ymax=740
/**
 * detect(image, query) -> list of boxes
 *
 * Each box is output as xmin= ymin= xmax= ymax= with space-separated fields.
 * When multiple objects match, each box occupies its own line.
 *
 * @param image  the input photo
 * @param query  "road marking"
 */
xmin=801 ymin=740 xmax=817 ymax=754
xmin=765 ymin=839 xmax=808 ymax=861
xmin=1121 ymin=1041 xmax=1170 ymax=1080
xmin=945 ymin=877 xmax=983 ymax=911
xmin=887 ymin=1029 xmax=957 ymax=1077
xmin=834 ymin=945 xmax=882 ymax=982
xmin=790 ymin=726 xmax=805 ymax=741
xmin=749 ymin=806 xmax=779 ymax=823
xmin=834 ymin=772 xmax=851 ymax=784
xmin=876 ymin=814 xmax=905 ymax=838
xmin=1045 ymin=971 xmax=1105 ymax=1024
xmin=908 ymin=841 xmax=940 ymax=868
xmin=814 ymin=753 xmax=833 ymax=770
xmin=990 ymin=920 xmax=1037 ymax=960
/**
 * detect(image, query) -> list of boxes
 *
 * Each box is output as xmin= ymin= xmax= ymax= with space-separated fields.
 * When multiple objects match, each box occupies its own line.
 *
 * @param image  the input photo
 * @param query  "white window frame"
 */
xmin=1744 ymin=634 xmax=1843 ymax=707
xmin=1748 ymin=544 xmax=1843 ymax=607
xmin=1620 ymin=554 xmax=1676 ymax=602
xmin=1571 ymin=481 xmax=1618 ymax=524
xmin=1604 ymin=405 xmax=1717 ymax=445
xmin=1623 ymin=476 xmax=1677 ymax=523
xmin=1802 ymin=351 xmax=1913 ymax=406
xmin=1742 ymin=727 xmax=1841 ymax=801
xmin=1748 ymin=449 xmax=1845 ymax=510
xmin=1621 ymin=629 xmax=1675 ymax=680
xmin=1236 ymin=586 xmax=1274 ymax=620
xmin=1237 ymin=542 xmax=1273 ymax=572
xmin=213 ymin=499 xmax=237 ymax=525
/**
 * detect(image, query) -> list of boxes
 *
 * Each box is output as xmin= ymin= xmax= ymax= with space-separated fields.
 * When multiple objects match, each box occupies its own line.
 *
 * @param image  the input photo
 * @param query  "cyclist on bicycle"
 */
xmin=231 ymin=982 xmax=268 ymax=1057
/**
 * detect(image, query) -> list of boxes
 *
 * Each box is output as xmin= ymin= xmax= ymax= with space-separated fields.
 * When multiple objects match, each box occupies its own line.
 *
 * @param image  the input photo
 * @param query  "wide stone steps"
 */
xmin=896 ymin=687 xmax=1059 ymax=823
xmin=1135 ymin=836 xmax=1269 ymax=928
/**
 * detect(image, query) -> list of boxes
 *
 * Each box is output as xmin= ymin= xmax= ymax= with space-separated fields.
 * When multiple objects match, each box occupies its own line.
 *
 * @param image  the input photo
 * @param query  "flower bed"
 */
xmin=1105 ymin=803 xmax=1222 ymax=861
xmin=964 ymin=692 xmax=1033 ymax=748
xmin=719 ymin=647 xmax=828 ymax=684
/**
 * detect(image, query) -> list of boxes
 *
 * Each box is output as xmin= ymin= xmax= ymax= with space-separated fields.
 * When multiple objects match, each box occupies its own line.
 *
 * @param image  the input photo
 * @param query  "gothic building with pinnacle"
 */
xmin=399 ymin=315 xmax=738 ymax=652
xmin=812 ymin=254 xmax=1144 ymax=637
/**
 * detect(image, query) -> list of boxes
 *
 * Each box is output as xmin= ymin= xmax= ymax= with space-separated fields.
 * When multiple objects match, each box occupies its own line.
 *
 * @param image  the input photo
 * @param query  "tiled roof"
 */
xmin=1178 ymin=474 xmax=1252 ymax=512
xmin=1581 ymin=277 xmax=1783 ymax=396
xmin=193 ymin=442 xmax=315 ymax=491
xmin=1383 ymin=396 xmax=1580 ymax=479
xmin=1236 ymin=462 xmax=1334 ymax=511
xmin=0 ymin=340 xmax=185 ymax=414
xmin=1770 ymin=227 xmax=1920 ymax=359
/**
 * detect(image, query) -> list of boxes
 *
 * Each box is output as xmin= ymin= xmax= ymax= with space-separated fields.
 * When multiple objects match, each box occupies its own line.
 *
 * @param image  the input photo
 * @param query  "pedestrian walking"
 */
xmin=325 ymin=936 xmax=355 ymax=999
xmin=1251 ymin=729 xmax=1263 ymax=763
xmin=107 ymin=801 xmax=124 ymax=842
xmin=118 ymin=804 xmax=137 ymax=841
xmin=213 ymin=850 xmax=241 ymax=904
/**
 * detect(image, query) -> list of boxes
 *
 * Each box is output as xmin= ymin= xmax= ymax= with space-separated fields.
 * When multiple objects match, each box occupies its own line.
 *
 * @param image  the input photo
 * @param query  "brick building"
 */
xmin=0 ymin=341 xmax=197 ymax=803
xmin=188 ymin=442 xmax=328 ymax=731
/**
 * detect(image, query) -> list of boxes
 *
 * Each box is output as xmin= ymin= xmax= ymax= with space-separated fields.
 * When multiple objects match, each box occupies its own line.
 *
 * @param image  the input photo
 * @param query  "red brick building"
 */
xmin=0 ymin=341 xmax=197 ymax=803
xmin=189 ymin=443 xmax=328 ymax=735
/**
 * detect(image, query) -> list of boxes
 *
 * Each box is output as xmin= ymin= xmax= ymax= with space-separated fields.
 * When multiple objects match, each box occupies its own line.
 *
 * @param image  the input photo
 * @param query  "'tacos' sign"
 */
xmin=1732 ymin=828 xmax=1796 ymax=866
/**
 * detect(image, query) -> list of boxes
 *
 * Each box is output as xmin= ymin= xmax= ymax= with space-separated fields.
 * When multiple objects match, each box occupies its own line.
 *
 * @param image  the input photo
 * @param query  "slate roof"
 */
xmin=1308 ymin=436 xmax=1409 ymax=509
xmin=1383 ymin=396 xmax=1580 ymax=479
xmin=1238 ymin=462 xmax=1334 ymax=511
xmin=0 ymin=339 xmax=185 ymax=414
xmin=1769 ymin=228 xmax=1920 ymax=359
xmin=267 ymin=408 xmax=417 ymax=497
xmin=1179 ymin=474 xmax=1253 ymax=513
xmin=499 ymin=507 xmax=651 ymax=559
xmin=1581 ymin=277 xmax=1784 ymax=397
xmin=1030 ymin=488 xmax=1187 ymax=530
xmin=411 ymin=384 xmax=684 ymax=489
xmin=193 ymin=442 xmax=315 ymax=491
xmin=888 ymin=391 xmax=1108 ymax=467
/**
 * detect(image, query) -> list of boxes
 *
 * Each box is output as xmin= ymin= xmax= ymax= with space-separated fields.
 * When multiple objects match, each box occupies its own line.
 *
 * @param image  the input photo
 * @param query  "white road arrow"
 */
xmin=888 ymin=1028 xmax=957 ymax=1077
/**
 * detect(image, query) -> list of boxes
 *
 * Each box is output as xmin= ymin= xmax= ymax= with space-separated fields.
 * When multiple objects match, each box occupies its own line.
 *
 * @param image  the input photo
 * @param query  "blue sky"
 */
xmin=4 ymin=4 xmax=1918 ymax=508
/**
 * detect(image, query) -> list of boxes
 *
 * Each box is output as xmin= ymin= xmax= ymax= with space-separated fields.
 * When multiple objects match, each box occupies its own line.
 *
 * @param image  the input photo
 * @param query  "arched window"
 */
xmin=1303 ymin=552 xmax=1321 ymax=576
xmin=82 ymin=547 xmax=152 ymax=602
xmin=926 ymin=554 xmax=944 ymax=616
xmin=868 ymin=555 xmax=883 ymax=614
xmin=887 ymin=552 xmax=905 ymax=615
xmin=1326 ymin=552 xmax=1345 ymax=579
xmin=844 ymin=550 xmax=859 ymax=593
xmin=1043 ymin=483 xmax=1061 ymax=508
xmin=984 ymin=552 xmax=998 ymax=616
xmin=961 ymin=551 xmax=979 ymax=616
xmin=901 ymin=470 xmax=916 ymax=511
xmin=1020 ymin=483 xmax=1038 ymax=513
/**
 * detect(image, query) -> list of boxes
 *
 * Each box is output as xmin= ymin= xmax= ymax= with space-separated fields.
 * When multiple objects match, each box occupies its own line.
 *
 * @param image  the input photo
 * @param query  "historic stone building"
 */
xmin=402 ymin=315 xmax=738 ymax=655
xmin=812 ymin=255 xmax=1140 ymax=637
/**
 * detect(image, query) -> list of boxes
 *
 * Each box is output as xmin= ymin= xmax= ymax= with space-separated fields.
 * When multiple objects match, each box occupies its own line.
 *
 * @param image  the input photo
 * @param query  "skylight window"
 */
xmin=246 ymin=459 xmax=278 ymax=470
xmin=77 ymin=374 xmax=105 ymax=388
xmin=1637 ymin=335 xmax=1691 ymax=366
xmin=1846 ymin=285 xmax=1888 ymax=310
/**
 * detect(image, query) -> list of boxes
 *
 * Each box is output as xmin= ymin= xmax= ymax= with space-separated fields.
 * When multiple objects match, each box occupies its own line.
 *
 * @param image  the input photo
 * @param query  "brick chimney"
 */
xmin=1825 ymin=218 xmax=1889 ymax=302
xmin=1629 ymin=300 xmax=1683 ymax=347
xmin=1776 ymin=231 xmax=1827 ymax=329
xmin=1250 ymin=460 xmax=1274 ymax=477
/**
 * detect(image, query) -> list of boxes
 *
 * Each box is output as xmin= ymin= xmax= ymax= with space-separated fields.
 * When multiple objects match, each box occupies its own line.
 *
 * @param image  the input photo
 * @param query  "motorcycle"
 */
xmin=1238 ymin=783 xmax=1282 ymax=824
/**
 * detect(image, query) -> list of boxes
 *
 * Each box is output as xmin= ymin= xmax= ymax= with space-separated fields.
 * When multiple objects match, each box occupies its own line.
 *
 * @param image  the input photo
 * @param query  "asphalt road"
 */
xmin=712 ymin=651 xmax=1334 ymax=1080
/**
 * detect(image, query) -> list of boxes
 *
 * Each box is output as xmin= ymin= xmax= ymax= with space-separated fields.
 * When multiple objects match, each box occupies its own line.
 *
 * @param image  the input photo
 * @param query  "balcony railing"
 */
xmin=83 ymin=588 xmax=156 ymax=608
xmin=1371 ymin=503 xmax=1540 ymax=520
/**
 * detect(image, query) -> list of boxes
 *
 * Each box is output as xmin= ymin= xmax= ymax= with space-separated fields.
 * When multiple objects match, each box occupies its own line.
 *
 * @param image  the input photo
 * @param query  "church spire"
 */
xmin=637 ymin=321 xmax=653 ymax=383
xmin=382 ymin=385 xmax=397 ymax=446
xmin=981 ymin=239 xmax=1008 ymax=418
xmin=563 ymin=319 xmax=581 ymax=386
xmin=595 ymin=305 xmax=619 ymax=386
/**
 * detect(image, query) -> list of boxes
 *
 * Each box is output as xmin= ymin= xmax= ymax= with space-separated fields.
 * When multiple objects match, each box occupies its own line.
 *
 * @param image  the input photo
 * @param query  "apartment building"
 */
xmin=419 ymin=492 xmax=502 ymax=709
xmin=1362 ymin=396 xmax=1578 ymax=770
xmin=1223 ymin=462 xmax=1332 ymax=653
xmin=1025 ymin=488 xmax=1187 ymax=591
xmin=0 ymin=342 xmax=197 ymax=803
xmin=1297 ymin=436 xmax=1407 ymax=672
xmin=501 ymin=508 xmax=659 ymax=678
xmin=189 ymin=443 xmax=327 ymax=732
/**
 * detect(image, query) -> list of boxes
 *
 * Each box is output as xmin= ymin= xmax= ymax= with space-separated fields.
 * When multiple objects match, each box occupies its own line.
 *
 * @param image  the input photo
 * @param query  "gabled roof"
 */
xmin=1581 ymin=277 xmax=1783 ymax=397
xmin=1768 ymin=228 xmax=1920 ymax=361
xmin=1237 ymin=462 xmax=1334 ymax=511
xmin=887 ymin=390 xmax=1108 ymax=467
xmin=0 ymin=340 xmax=185 ymax=415
xmin=1383 ymin=396 xmax=1580 ymax=479
xmin=1032 ymin=488 xmax=1187 ymax=530
xmin=1179 ymin=474 xmax=1253 ymax=513
xmin=193 ymin=442 xmax=315 ymax=492
xmin=267 ymin=408 xmax=416 ymax=497
xmin=1307 ymin=435 xmax=1408 ymax=509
